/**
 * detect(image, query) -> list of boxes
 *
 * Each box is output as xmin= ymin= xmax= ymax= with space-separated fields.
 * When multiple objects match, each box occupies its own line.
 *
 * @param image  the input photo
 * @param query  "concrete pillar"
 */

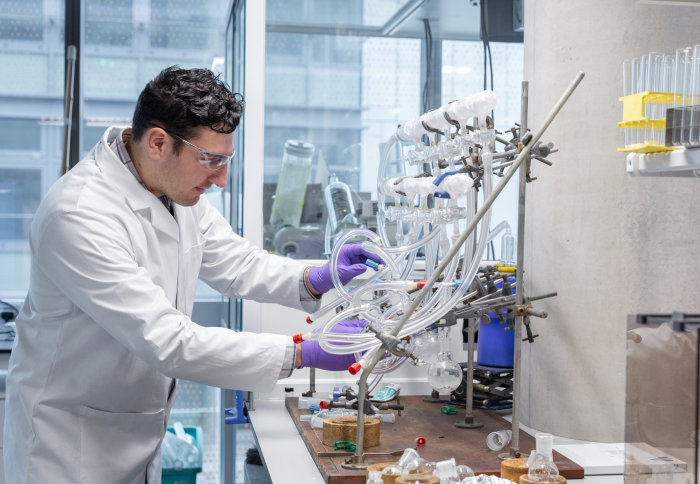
xmin=522 ymin=0 xmax=700 ymax=441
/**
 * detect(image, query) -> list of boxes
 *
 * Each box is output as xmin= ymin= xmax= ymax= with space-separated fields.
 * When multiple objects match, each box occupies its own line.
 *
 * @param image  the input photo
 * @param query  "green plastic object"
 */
xmin=440 ymin=405 xmax=457 ymax=415
xmin=334 ymin=441 xmax=356 ymax=451
xmin=161 ymin=425 xmax=203 ymax=484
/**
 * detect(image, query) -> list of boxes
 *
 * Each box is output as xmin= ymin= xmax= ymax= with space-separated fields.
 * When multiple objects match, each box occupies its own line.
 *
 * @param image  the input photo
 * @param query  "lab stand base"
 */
xmin=285 ymin=396 xmax=584 ymax=484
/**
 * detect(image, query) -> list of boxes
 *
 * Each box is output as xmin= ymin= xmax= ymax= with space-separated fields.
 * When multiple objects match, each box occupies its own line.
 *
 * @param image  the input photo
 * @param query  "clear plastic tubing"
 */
xmin=358 ymin=152 xmax=491 ymax=344
xmin=316 ymin=129 xmax=495 ymax=358
xmin=373 ymin=223 xmax=442 ymax=254
xmin=316 ymin=150 xmax=494 ymax=354
xmin=307 ymin=266 xmax=393 ymax=322
xmin=376 ymin=133 xmax=402 ymax=247
xmin=350 ymin=281 xmax=411 ymax=307
xmin=383 ymin=149 xmax=494 ymax=339
xmin=329 ymin=229 xmax=404 ymax=302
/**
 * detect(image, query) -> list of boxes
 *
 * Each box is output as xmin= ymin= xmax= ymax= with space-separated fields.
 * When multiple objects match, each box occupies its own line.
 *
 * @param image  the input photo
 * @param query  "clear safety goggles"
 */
xmin=155 ymin=125 xmax=234 ymax=169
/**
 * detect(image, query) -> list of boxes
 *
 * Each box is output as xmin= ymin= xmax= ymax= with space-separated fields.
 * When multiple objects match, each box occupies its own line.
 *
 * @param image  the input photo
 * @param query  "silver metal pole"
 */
xmin=454 ymin=316 xmax=482 ymax=428
xmin=61 ymin=45 xmax=77 ymax=176
xmin=510 ymin=80 xmax=529 ymax=458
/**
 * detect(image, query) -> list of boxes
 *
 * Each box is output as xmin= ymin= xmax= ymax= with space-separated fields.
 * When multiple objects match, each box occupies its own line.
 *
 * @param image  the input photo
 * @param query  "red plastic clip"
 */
xmin=293 ymin=333 xmax=304 ymax=344
xmin=348 ymin=362 xmax=361 ymax=375
xmin=306 ymin=316 xmax=313 ymax=324
xmin=415 ymin=437 xmax=426 ymax=447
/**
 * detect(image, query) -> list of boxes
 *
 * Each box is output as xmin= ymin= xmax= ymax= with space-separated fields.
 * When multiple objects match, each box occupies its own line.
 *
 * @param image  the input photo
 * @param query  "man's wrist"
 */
xmin=304 ymin=267 xmax=322 ymax=297
xmin=295 ymin=343 xmax=302 ymax=369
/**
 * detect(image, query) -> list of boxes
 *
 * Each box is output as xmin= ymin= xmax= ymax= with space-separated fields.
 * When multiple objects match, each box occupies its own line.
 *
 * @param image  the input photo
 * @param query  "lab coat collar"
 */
xmin=94 ymin=127 xmax=180 ymax=242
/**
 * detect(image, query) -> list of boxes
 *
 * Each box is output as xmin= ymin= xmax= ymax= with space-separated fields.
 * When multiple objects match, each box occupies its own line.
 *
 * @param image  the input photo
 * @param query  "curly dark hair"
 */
xmin=131 ymin=66 xmax=244 ymax=151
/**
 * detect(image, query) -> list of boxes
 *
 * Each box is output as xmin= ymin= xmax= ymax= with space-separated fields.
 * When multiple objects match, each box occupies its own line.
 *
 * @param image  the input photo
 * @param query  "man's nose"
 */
xmin=210 ymin=164 xmax=228 ymax=188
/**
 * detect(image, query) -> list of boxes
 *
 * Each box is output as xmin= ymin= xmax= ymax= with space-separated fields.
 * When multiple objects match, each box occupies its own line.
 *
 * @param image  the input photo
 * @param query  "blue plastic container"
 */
xmin=477 ymin=277 xmax=515 ymax=367
xmin=161 ymin=426 xmax=203 ymax=484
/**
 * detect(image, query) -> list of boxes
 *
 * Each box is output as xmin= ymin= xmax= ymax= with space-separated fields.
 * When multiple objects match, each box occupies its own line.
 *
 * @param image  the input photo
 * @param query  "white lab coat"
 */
xmin=3 ymin=127 xmax=319 ymax=483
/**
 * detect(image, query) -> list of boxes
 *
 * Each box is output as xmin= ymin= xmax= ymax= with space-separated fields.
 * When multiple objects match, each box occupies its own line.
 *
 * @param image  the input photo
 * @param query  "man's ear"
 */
xmin=145 ymin=127 xmax=168 ymax=160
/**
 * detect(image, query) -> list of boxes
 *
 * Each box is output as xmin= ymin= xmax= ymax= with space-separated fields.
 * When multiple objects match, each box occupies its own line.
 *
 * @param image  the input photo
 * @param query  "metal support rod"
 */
xmin=61 ymin=45 xmax=77 ymax=176
xmin=452 ymin=316 xmax=483 ymax=428
xmin=348 ymin=354 xmax=375 ymax=465
xmin=349 ymin=71 xmax=584 ymax=465
xmin=302 ymin=367 xmax=316 ymax=397
xmin=510 ymin=80 xmax=529 ymax=458
xmin=467 ymin=319 xmax=476 ymax=414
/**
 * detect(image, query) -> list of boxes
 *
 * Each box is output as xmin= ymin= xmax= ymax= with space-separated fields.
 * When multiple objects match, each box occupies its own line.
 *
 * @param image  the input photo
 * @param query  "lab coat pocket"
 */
xmin=79 ymin=405 xmax=165 ymax=484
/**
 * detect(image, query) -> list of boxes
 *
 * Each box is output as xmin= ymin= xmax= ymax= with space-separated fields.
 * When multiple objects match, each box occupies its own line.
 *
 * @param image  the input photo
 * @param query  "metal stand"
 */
xmin=503 ymin=80 xmax=530 ymax=459
xmin=302 ymin=368 xmax=316 ymax=397
xmin=423 ymin=390 xmax=442 ymax=403
xmin=455 ymin=317 xmax=483 ymax=428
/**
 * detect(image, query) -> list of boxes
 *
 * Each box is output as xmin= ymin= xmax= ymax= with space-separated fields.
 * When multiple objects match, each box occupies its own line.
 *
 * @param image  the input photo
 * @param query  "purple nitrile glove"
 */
xmin=307 ymin=243 xmax=385 ymax=294
xmin=301 ymin=319 xmax=367 ymax=371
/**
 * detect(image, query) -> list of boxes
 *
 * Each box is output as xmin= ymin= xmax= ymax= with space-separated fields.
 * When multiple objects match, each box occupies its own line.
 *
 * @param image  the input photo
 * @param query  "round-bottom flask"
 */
xmin=427 ymin=351 xmax=463 ymax=393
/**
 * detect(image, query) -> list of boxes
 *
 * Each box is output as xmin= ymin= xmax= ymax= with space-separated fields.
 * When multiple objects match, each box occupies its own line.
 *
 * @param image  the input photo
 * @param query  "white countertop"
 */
xmin=248 ymin=399 xmax=325 ymax=483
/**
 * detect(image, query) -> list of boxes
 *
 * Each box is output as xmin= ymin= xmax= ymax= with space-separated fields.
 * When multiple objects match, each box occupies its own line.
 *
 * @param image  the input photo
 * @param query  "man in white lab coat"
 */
xmin=3 ymin=67 xmax=377 ymax=483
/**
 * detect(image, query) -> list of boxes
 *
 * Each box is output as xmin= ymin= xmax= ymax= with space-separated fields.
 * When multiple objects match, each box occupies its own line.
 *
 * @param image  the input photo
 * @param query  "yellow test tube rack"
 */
xmin=618 ymin=91 xmax=680 ymax=153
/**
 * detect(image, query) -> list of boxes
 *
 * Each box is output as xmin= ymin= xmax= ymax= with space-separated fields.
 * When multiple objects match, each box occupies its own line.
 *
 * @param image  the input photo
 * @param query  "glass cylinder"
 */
xmin=269 ymin=140 xmax=315 ymax=228
xmin=680 ymin=47 xmax=693 ymax=145
xmin=622 ymin=59 xmax=631 ymax=147
xmin=500 ymin=227 xmax=516 ymax=266
xmin=324 ymin=173 xmax=355 ymax=234
xmin=689 ymin=45 xmax=700 ymax=145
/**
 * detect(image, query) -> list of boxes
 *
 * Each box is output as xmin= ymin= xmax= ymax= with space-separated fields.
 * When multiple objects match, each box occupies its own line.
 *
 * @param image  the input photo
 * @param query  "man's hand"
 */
xmin=296 ymin=319 xmax=367 ymax=371
xmin=306 ymin=243 xmax=384 ymax=295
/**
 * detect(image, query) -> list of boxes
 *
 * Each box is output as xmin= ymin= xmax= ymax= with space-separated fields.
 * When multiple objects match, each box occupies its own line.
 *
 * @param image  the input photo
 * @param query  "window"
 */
xmin=442 ymin=40 xmax=524 ymax=258
xmin=263 ymin=3 xmax=422 ymax=258
xmin=0 ymin=2 xmax=235 ymax=481
xmin=0 ymin=0 xmax=64 ymax=295
xmin=262 ymin=1 xmax=524 ymax=261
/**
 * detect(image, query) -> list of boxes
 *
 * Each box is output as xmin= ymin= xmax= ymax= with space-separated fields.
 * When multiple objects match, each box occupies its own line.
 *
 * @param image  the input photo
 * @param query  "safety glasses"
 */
xmin=153 ymin=125 xmax=234 ymax=169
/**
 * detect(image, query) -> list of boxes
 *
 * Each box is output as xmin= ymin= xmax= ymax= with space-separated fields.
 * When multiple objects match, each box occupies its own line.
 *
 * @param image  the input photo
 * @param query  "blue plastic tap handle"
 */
xmin=224 ymin=390 xmax=249 ymax=424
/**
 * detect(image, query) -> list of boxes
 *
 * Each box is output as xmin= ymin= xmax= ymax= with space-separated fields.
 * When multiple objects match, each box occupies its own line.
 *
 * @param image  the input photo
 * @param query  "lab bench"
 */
xmin=247 ymin=396 xmax=623 ymax=484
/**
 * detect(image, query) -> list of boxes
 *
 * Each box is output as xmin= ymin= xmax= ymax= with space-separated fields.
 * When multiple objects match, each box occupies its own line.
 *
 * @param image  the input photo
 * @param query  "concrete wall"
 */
xmin=521 ymin=0 xmax=700 ymax=441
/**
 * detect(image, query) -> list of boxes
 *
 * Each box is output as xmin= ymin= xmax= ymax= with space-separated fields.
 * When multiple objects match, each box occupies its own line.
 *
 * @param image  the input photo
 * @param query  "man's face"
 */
xmin=157 ymin=126 xmax=233 ymax=207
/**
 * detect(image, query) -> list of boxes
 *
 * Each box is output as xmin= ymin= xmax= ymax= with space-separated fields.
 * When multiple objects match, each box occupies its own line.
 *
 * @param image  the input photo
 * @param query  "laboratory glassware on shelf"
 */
xmin=618 ymin=45 xmax=700 ymax=153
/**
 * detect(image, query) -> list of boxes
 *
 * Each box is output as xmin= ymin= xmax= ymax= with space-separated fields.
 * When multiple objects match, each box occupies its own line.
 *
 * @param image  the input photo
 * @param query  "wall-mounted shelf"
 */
xmin=626 ymin=147 xmax=700 ymax=177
